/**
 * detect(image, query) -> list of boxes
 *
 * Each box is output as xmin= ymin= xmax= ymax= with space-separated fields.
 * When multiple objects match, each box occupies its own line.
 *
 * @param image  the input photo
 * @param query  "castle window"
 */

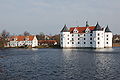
xmin=68 ymin=38 xmax=69 ymax=40
xmin=84 ymin=42 xmax=86 ymax=44
xmin=68 ymin=35 xmax=69 ymax=37
xmin=61 ymin=42 xmax=63 ymax=44
xmin=98 ymin=37 xmax=100 ymax=40
xmin=107 ymin=35 xmax=108 ymax=37
xmin=68 ymin=42 xmax=69 ymax=44
xmin=90 ymin=38 xmax=92 ymax=40
xmin=98 ymin=42 xmax=100 ymax=44
xmin=72 ymin=42 xmax=74 ymax=44
xmin=72 ymin=34 xmax=74 ymax=36
xmin=78 ymin=38 xmax=80 ymax=40
xmin=98 ymin=33 xmax=100 ymax=36
xmin=106 ymin=38 xmax=108 ymax=40
xmin=90 ymin=42 xmax=92 ymax=44
xmin=84 ymin=34 xmax=85 ymax=36
xmin=84 ymin=38 xmax=86 ymax=40
xmin=61 ymin=34 xmax=62 ymax=36
xmin=61 ymin=38 xmax=62 ymax=40
xmin=78 ymin=42 xmax=80 ymax=44
xmin=78 ymin=34 xmax=80 ymax=37
xmin=90 ymin=34 xmax=92 ymax=36
xmin=106 ymin=42 xmax=108 ymax=44
xmin=72 ymin=38 xmax=74 ymax=41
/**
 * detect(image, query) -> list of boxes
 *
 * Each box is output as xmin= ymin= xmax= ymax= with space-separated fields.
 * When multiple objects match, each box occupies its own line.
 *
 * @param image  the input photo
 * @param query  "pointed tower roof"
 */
xmin=86 ymin=21 xmax=89 ymax=27
xmin=94 ymin=22 xmax=102 ymax=31
xmin=61 ymin=24 xmax=69 ymax=32
xmin=105 ymin=25 xmax=111 ymax=32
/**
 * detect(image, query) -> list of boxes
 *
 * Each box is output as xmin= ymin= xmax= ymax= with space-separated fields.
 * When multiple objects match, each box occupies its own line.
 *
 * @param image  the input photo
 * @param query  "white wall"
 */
xmin=32 ymin=36 xmax=38 ymax=47
xmin=93 ymin=31 xmax=105 ymax=48
xmin=60 ymin=30 xmax=112 ymax=49
xmin=60 ymin=32 xmax=71 ymax=47
xmin=104 ymin=32 xmax=112 ymax=48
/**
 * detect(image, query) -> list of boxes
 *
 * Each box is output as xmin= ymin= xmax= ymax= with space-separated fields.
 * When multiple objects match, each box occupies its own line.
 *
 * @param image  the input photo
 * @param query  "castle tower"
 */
xmin=60 ymin=24 xmax=71 ymax=48
xmin=93 ymin=22 xmax=105 ymax=48
xmin=104 ymin=25 xmax=112 ymax=48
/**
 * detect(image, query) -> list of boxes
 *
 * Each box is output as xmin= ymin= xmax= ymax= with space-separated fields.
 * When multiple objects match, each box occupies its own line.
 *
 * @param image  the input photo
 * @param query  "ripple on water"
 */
xmin=0 ymin=48 xmax=120 ymax=80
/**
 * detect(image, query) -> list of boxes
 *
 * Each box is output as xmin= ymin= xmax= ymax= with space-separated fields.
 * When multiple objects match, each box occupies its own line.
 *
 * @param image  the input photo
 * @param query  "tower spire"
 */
xmin=86 ymin=21 xmax=89 ymax=27
xmin=61 ymin=24 xmax=69 ymax=32
xmin=94 ymin=22 xmax=102 ymax=31
xmin=105 ymin=25 xmax=111 ymax=32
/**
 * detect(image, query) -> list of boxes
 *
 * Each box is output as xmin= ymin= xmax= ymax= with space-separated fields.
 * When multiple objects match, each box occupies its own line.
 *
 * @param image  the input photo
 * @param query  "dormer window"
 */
xmin=85 ymin=28 xmax=90 ymax=33
xmin=73 ymin=28 xmax=78 ymax=33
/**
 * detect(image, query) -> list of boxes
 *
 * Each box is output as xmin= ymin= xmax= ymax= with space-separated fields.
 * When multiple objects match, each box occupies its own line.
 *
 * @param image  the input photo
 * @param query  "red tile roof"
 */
xmin=69 ymin=26 xmax=95 ymax=33
xmin=9 ymin=36 xmax=34 ymax=41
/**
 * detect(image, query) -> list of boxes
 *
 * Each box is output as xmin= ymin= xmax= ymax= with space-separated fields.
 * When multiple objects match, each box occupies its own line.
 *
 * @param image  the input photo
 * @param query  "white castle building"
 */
xmin=60 ymin=22 xmax=113 ymax=49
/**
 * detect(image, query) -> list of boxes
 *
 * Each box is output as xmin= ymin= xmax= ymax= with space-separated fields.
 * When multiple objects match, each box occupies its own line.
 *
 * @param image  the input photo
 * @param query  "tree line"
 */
xmin=0 ymin=30 xmax=60 ymax=48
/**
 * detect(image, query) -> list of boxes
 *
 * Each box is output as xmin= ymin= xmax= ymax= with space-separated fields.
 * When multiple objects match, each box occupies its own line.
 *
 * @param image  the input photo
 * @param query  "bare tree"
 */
xmin=36 ymin=32 xmax=46 ymax=40
xmin=1 ymin=30 xmax=10 ymax=38
xmin=23 ymin=31 xmax=30 ymax=36
xmin=0 ymin=30 xmax=10 ymax=48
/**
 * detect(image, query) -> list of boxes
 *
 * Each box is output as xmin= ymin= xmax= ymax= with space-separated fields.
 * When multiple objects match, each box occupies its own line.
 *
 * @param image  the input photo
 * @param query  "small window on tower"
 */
xmin=90 ymin=34 xmax=92 ymax=36
xmin=72 ymin=42 xmax=74 ymax=44
xmin=98 ymin=33 xmax=100 ymax=36
xmin=72 ymin=34 xmax=74 ymax=36
xmin=68 ymin=42 xmax=69 ymax=44
xmin=84 ymin=42 xmax=86 ymax=44
xmin=98 ymin=37 xmax=100 ymax=40
xmin=72 ymin=38 xmax=74 ymax=41
xmin=98 ymin=42 xmax=100 ymax=44
xmin=90 ymin=38 xmax=92 ymax=40
xmin=78 ymin=38 xmax=80 ymax=40
xmin=107 ymin=38 xmax=108 ymax=40
xmin=90 ymin=42 xmax=92 ymax=44
xmin=106 ymin=42 xmax=108 ymax=44
xmin=107 ymin=35 xmax=108 ymax=37
xmin=78 ymin=42 xmax=80 ymax=44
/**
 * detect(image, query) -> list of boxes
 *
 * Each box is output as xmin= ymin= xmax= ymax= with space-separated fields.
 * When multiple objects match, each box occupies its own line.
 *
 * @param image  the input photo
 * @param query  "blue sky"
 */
xmin=0 ymin=0 xmax=119 ymax=35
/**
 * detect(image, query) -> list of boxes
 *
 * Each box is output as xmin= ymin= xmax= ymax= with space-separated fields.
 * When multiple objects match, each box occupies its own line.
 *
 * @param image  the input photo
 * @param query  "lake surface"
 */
xmin=0 ymin=47 xmax=120 ymax=80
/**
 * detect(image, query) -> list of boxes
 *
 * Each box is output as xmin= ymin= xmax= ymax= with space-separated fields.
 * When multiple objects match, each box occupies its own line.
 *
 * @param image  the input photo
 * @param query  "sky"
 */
xmin=0 ymin=0 xmax=120 ymax=35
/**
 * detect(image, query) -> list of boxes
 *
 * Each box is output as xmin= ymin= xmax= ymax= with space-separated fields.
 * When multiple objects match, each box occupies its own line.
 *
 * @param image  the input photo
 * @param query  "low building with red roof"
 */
xmin=38 ymin=40 xmax=57 ymax=46
xmin=6 ymin=36 xmax=38 ymax=47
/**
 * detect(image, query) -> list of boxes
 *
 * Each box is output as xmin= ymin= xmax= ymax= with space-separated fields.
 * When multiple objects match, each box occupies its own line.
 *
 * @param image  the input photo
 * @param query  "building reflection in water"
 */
xmin=95 ymin=48 xmax=114 ymax=52
xmin=95 ymin=53 xmax=116 ymax=79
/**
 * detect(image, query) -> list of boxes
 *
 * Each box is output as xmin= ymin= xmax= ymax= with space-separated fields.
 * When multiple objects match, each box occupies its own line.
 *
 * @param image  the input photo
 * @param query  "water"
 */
xmin=0 ymin=47 xmax=120 ymax=80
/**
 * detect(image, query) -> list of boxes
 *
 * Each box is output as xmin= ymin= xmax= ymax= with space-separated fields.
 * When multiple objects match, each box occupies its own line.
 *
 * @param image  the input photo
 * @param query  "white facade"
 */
xmin=60 ymin=23 xmax=113 ymax=49
xmin=6 ymin=36 xmax=38 ymax=48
